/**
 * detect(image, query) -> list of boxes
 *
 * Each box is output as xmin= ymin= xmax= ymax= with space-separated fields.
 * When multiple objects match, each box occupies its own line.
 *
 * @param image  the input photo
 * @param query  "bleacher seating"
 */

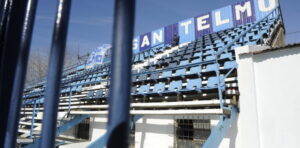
xmin=18 ymin=10 xmax=284 ymax=145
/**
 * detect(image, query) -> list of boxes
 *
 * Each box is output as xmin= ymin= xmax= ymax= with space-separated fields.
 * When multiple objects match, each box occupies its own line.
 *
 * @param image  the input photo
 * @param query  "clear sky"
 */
xmin=30 ymin=0 xmax=300 ymax=55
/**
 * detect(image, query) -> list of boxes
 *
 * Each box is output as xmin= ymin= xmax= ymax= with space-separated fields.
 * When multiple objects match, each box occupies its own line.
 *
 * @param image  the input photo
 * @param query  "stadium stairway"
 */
xmin=18 ymin=114 xmax=90 ymax=147
xmin=18 ymin=7 xmax=284 ymax=148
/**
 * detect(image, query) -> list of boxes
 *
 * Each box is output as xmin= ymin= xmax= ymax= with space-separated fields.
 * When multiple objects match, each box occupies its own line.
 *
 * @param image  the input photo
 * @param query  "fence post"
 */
xmin=38 ymin=0 xmax=71 ymax=148
xmin=107 ymin=0 xmax=135 ymax=147
xmin=3 ymin=0 xmax=38 ymax=147
xmin=0 ymin=0 xmax=31 ymax=147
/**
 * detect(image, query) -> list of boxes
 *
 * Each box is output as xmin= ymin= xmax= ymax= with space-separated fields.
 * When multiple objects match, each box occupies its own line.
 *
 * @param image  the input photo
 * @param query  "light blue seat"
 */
xmin=152 ymin=82 xmax=165 ymax=93
xmin=96 ymin=77 xmax=101 ymax=81
xmin=179 ymin=60 xmax=189 ymax=66
xmin=150 ymin=50 xmax=155 ymax=57
xmin=205 ymin=63 xmax=219 ymax=72
xmin=204 ymin=49 xmax=215 ymax=55
xmin=61 ymin=88 xmax=66 ymax=93
xmin=80 ymin=80 xmax=85 ymax=84
xmin=144 ymin=51 xmax=149 ymax=58
xmin=174 ymin=69 xmax=186 ymax=77
xmin=214 ymin=39 xmax=222 ymax=44
xmin=94 ymin=90 xmax=104 ymax=99
xmin=246 ymin=41 xmax=257 ymax=46
xmin=230 ymin=45 xmax=241 ymax=50
xmin=216 ymin=42 xmax=224 ymax=47
xmin=205 ymin=45 xmax=213 ymax=50
xmin=165 ymin=80 xmax=182 ymax=93
xmin=193 ymin=52 xmax=202 ymax=57
xmin=37 ymin=97 xmax=44 ymax=104
xmin=207 ymin=76 xmax=225 ymax=89
xmin=84 ymin=91 xmax=94 ymax=100
xmin=138 ymin=84 xmax=150 ymax=94
xmin=85 ymin=78 xmax=91 ymax=84
xmin=223 ymin=61 xmax=237 ymax=69
xmin=205 ymin=55 xmax=216 ymax=61
xmin=217 ymin=48 xmax=223 ymax=53
xmin=140 ymin=54 xmax=145 ymax=62
xmin=191 ymin=58 xmax=201 ymax=63
xmin=223 ymin=37 xmax=232 ymax=42
xmin=71 ymin=86 xmax=77 ymax=91
xmin=134 ymin=55 xmax=139 ymax=63
xmin=220 ymin=53 xmax=232 ymax=60
xmin=91 ymin=78 xmax=96 ymax=83
xmin=161 ymin=71 xmax=172 ymax=78
xmin=186 ymin=78 xmax=202 ymax=90
xmin=76 ymin=85 xmax=82 ymax=92
xmin=65 ymin=87 xmax=71 ymax=92
xmin=189 ymin=66 xmax=202 ymax=75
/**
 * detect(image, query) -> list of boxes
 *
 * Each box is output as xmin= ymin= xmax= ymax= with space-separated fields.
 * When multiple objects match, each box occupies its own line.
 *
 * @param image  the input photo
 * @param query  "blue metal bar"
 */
xmin=0 ymin=0 xmax=31 ymax=146
xmin=0 ymin=0 xmax=10 ymax=51
xmin=30 ymin=100 xmax=37 ymax=138
xmin=87 ymin=133 xmax=108 ymax=148
xmin=3 ymin=0 xmax=38 ymax=147
xmin=203 ymin=107 xmax=238 ymax=148
xmin=106 ymin=0 xmax=135 ymax=147
xmin=215 ymin=59 xmax=224 ymax=109
xmin=68 ymin=87 xmax=72 ymax=113
xmin=39 ymin=0 xmax=71 ymax=148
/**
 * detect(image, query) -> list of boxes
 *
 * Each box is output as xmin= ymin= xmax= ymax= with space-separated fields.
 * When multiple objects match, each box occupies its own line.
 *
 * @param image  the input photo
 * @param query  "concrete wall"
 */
xmin=89 ymin=115 xmax=108 ymax=141
xmin=135 ymin=114 xmax=220 ymax=148
xmin=220 ymin=45 xmax=300 ymax=148
xmin=135 ymin=115 xmax=174 ymax=148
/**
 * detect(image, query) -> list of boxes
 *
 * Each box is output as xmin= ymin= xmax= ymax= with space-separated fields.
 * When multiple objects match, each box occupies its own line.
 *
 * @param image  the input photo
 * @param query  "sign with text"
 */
xmin=132 ymin=0 xmax=279 ymax=53
xmin=86 ymin=44 xmax=111 ymax=69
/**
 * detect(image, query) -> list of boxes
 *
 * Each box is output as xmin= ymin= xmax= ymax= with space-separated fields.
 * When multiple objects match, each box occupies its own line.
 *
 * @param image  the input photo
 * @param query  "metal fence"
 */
xmin=0 ymin=0 xmax=135 ymax=148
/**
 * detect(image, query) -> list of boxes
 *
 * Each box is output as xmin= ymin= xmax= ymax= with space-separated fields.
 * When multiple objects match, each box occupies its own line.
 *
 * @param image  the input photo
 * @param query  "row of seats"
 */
xmin=83 ymin=89 xmax=109 ymax=100
xmin=131 ymin=76 xmax=225 ymax=97
xmin=132 ymin=18 xmax=274 ymax=64
xmin=136 ymin=59 xmax=236 ymax=80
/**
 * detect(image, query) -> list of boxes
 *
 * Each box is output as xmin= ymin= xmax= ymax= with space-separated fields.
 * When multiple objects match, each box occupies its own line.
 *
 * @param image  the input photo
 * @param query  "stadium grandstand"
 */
xmin=0 ymin=0 xmax=299 ymax=148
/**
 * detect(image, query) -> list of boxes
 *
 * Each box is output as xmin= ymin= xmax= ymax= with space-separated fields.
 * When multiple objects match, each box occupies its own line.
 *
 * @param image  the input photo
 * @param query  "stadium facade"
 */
xmin=15 ymin=0 xmax=300 ymax=148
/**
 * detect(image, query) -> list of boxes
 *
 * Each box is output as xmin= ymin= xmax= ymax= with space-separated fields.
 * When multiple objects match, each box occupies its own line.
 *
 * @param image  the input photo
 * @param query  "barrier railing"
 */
xmin=215 ymin=6 xmax=281 ymax=110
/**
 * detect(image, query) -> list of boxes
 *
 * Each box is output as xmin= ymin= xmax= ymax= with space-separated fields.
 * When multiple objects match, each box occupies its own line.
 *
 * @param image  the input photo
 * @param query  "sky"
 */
xmin=30 ymin=0 xmax=300 ymax=56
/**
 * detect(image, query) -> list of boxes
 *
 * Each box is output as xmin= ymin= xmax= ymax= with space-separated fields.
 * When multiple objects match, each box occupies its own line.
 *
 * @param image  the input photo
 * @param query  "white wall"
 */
xmin=252 ymin=46 xmax=300 ymax=148
xmin=89 ymin=115 xmax=108 ymax=141
xmin=135 ymin=115 xmax=174 ymax=148
xmin=221 ymin=45 xmax=300 ymax=148
xmin=135 ymin=114 xmax=220 ymax=148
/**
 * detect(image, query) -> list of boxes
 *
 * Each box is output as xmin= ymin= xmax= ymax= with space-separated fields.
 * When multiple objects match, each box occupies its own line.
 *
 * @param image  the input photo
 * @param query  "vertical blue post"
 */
xmin=0 ymin=0 xmax=10 ymax=52
xmin=0 ymin=0 xmax=32 ymax=147
xmin=107 ymin=0 xmax=135 ymax=147
xmin=68 ymin=87 xmax=72 ymax=113
xmin=3 ymin=0 xmax=38 ymax=147
xmin=30 ymin=100 xmax=37 ymax=138
xmin=39 ymin=0 xmax=71 ymax=148
xmin=215 ymin=58 xmax=224 ymax=109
